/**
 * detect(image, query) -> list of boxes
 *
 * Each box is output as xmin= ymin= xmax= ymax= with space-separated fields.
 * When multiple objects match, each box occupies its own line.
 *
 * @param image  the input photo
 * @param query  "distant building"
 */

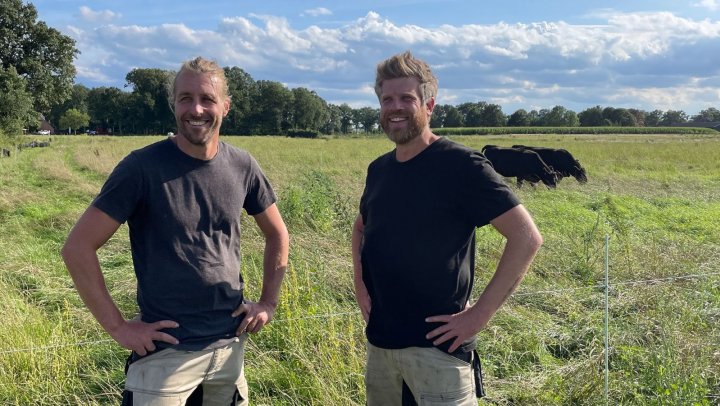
xmin=38 ymin=114 xmax=55 ymax=134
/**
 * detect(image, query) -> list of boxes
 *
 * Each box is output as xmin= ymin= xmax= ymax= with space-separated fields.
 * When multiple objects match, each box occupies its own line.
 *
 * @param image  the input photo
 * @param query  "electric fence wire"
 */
xmin=1 ymin=272 xmax=718 ymax=356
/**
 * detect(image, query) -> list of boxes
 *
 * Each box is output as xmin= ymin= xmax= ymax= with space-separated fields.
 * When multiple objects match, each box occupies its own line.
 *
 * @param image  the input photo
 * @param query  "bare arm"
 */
xmin=426 ymin=204 xmax=543 ymax=352
xmin=61 ymin=206 xmax=178 ymax=355
xmin=351 ymin=214 xmax=371 ymax=323
xmin=233 ymin=203 xmax=289 ymax=334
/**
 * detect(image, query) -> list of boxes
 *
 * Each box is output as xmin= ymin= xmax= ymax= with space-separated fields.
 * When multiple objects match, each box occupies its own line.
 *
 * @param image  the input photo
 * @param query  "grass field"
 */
xmin=0 ymin=133 xmax=719 ymax=405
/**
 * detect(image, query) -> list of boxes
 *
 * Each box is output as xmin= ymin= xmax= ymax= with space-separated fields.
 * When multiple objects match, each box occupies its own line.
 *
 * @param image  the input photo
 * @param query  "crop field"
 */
xmin=0 ymin=133 xmax=719 ymax=405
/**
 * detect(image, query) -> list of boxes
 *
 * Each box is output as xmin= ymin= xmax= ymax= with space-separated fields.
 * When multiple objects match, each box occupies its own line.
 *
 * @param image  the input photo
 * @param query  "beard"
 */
xmin=381 ymin=109 xmax=428 ymax=145
xmin=176 ymin=114 xmax=220 ymax=146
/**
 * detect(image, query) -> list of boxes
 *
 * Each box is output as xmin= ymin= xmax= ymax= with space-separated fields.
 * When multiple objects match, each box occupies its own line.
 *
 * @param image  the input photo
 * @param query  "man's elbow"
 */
xmin=266 ymin=225 xmax=289 ymax=247
xmin=60 ymin=238 xmax=84 ymax=277
xmin=527 ymin=227 xmax=543 ymax=254
xmin=60 ymin=237 xmax=75 ymax=265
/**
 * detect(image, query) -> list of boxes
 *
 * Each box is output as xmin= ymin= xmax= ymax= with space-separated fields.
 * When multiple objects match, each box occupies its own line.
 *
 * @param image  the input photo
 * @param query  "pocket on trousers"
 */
xmin=419 ymin=385 xmax=475 ymax=406
xmin=233 ymin=380 xmax=249 ymax=406
xmin=429 ymin=347 xmax=471 ymax=367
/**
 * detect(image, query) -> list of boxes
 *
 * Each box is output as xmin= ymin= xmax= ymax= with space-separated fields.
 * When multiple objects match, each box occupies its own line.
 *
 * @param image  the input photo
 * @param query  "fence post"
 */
xmin=604 ymin=234 xmax=610 ymax=405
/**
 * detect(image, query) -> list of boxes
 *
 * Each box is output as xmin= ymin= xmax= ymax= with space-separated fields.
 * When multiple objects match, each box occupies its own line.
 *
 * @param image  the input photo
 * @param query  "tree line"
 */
xmin=46 ymin=74 xmax=720 ymax=136
xmin=2 ymin=0 xmax=719 ymax=139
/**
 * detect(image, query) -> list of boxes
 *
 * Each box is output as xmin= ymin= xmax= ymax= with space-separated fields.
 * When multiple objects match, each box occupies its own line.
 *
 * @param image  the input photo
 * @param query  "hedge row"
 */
xmin=432 ymin=126 xmax=718 ymax=136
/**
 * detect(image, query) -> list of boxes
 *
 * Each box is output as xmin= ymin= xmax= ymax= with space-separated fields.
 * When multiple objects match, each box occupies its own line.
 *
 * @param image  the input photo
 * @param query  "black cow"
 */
xmin=512 ymin=145 xmax=587 ymax=183
xmin=481 ymin=145 xmax=558 ymax=188
xmin=1 ymin=148 xmax=9 ymax=158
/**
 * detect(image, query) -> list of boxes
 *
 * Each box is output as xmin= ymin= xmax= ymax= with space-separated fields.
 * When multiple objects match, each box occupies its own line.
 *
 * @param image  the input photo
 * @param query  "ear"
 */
xmin=425 ymin=97 xmax=435 ymax=115
xmin=222 ymin=97 xmax=230 ymax=117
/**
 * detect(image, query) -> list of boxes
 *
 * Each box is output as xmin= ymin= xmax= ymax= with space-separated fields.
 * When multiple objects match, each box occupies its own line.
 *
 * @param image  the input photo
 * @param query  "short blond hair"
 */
xmin=167 ymin=56 xmax=229 ymax=107
xmin=374 ymin=51 xmax=438 ymax=103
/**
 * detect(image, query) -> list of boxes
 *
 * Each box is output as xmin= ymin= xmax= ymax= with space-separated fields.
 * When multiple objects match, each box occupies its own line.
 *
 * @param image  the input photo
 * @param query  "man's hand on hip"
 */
xmin=109 ymin=318 xmax=179 ymax=356
xmin=233 ymin=301 xmax=276 ymax=335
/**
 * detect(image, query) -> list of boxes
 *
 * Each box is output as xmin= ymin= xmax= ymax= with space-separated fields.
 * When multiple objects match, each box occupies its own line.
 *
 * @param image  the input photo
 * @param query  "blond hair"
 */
xmin=374 ymin=51 xmax=438 ymax=103
xmin=167 ymin=57 xmax=229 ymax=108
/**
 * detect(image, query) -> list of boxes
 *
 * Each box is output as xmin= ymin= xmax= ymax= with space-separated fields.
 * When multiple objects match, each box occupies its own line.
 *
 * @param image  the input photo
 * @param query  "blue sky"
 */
xmin=32 ymin=0 xmax=720 ymax=115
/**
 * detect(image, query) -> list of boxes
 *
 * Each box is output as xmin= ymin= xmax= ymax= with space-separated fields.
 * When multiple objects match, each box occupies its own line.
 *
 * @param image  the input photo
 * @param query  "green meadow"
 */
xmin=0 ymin=133 xmax=718 ymax=405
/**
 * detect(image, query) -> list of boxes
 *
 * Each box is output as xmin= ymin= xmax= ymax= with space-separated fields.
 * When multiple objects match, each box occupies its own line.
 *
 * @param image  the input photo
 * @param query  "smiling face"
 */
xmin=173 ymin=70 xmax=230 ymax=148
xmin=379 ymin=77 xmax=434 ymax=145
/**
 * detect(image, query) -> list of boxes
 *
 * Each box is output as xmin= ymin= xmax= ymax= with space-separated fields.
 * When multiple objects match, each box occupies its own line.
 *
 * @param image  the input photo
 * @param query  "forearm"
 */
xmin=258 ymin=231 xmax=289 ymax=308
xmin=61 ymin=245 xmax=125 ymax=334
xmin=469 ymin=217 xmax=542 ymax=328
xmin=351 ymin=215 xmax=364 ymax=284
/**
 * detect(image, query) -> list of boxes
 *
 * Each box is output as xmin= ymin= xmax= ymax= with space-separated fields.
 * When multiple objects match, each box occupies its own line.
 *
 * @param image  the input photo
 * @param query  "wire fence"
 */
xmin=2 ymin=236 xmax=719 ymax=404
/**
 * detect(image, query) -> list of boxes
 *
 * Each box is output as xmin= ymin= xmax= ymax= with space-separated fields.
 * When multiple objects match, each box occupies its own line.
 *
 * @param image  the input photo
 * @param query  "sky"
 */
xmin=31 ymin=0 xmax=720 ymax=116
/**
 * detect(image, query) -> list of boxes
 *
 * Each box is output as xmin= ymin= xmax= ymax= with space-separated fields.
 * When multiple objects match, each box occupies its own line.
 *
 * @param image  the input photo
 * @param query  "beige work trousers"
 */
xmin=365 ymin=342 xmax=477 ymax=405
xmin=125 ymin=335 xmax=249 ymax=406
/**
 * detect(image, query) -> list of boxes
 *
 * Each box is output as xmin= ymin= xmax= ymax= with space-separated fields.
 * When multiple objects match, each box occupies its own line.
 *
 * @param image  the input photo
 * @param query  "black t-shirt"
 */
xmin=93 ymin=138 xmax=276 ymax=350
xmin=359 ymin=137 xmax=520 ymax=352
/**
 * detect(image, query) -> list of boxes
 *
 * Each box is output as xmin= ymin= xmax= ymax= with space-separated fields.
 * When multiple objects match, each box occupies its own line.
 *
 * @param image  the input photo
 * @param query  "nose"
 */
xmin=191 ymin=99 xmax=203 ymax=116
xmin=384 ymin=97 xmax=402 ymax=111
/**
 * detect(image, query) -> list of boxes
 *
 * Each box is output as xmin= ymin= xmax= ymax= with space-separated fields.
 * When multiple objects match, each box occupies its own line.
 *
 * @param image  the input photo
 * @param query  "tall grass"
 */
xmin=0 ymin=134 xmax=718 ymax=405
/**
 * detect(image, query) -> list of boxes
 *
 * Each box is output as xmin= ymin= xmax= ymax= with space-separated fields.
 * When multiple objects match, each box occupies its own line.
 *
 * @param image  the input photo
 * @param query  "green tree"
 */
xmin=337 ymin=104 xmax=355 ymax=134
xmin=616 ymin=109 xmax=638 ymax=127
xmin=601 ymin=107 xmax=618 ymax=125
xmin=125 ymin=68 xmax=174 ymax=134
xmin=692 ymin=107 xmax=720 ymax=122
xmin=353 ymin=107 xmax=379 ymax=133
xmin=480 ymin=103 xmax=506 ymax=127
xmin=543 ymin=106 xmax=579 ymax=126
xmin=250 ymin=80 xmax=293 ymax=135
xmin=291 ymin=87 xmax=329 ymax=131
xmin=527 ymin=109 xmax=543 ymax=126
xmin=322 ymin=104 xmax=342 ymax=135
xmin=0 ymin=66 xmax=35 ymax=137
xmin=0 ymin=0 xmax=78 ymax=115
xmin=628 ymin=109 xmax=646 ymax=127
xmin=223 ymin=66 xmax=257 ymax=135
xmin=48 ymin=84 xmax=89 ymax=129
xmin=578 ymin=106 xmax=605 ymax=127
xmin=443 ymin=105 xmax=464 ymax=127
xmin=59 ymin=108 xmax=90 ymax=134
xmin=645 ymin=110 xmax=664 ymax=127
xmin=457 ymin=102 xmax=485 ymax=127
xmin=430 ymin=104 xmax=448 ymax=128
xmin=508 ymin=109 xmax=531 ymax=126
xmin=87 ymin=86 xmax=127 ymax=133
xmin=660 ymin=110 xmax=688 ymax=125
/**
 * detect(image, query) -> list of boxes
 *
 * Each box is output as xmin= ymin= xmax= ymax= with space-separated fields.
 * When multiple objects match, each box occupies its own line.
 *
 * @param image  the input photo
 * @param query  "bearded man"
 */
xmin=351 ymin=51 xmax=543 ymax=405
xmin=62 ymin=56 xmax=289 ymax=405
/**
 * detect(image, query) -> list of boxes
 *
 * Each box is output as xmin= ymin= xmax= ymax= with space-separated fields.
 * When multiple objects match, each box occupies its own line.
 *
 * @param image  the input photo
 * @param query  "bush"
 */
xmin=287 ymin=129 xmax=320 ymax=139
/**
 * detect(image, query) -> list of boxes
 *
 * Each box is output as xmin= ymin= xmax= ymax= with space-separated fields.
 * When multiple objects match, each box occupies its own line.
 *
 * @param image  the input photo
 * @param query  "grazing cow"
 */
xmin=512 ymin=145 xmax=587 ymax=183
xmin=481 ymin=145 xmax=558 ymax=188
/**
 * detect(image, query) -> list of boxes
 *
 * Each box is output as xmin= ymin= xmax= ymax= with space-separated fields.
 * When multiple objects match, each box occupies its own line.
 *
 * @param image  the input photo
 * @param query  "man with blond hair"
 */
xmin=63 ymin=56 xmax=289 ymax=405
xmin=352 ymin=51 xmax=543 ymax=404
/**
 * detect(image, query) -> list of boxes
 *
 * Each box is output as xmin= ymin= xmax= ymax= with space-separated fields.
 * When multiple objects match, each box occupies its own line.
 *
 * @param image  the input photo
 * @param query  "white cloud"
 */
xmin=69 ymin=10 xmax=720 ymax=114
xmin=301 ymin=7 xmax=332 ymax=17
xmin=78 ymin=6 xmax=120 ymax=23
xmin=606 ymin=85 xmax=718 ymax=111
xmin=694 ymin=0 xmax=719 ymax=11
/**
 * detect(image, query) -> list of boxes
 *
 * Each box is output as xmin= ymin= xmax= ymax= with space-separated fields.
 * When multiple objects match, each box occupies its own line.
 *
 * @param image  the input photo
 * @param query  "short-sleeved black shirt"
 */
xmin=359 ymin=137 xmax=520 ymax=352
xmin=93 ymin=139 xmax=276 ymax=350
